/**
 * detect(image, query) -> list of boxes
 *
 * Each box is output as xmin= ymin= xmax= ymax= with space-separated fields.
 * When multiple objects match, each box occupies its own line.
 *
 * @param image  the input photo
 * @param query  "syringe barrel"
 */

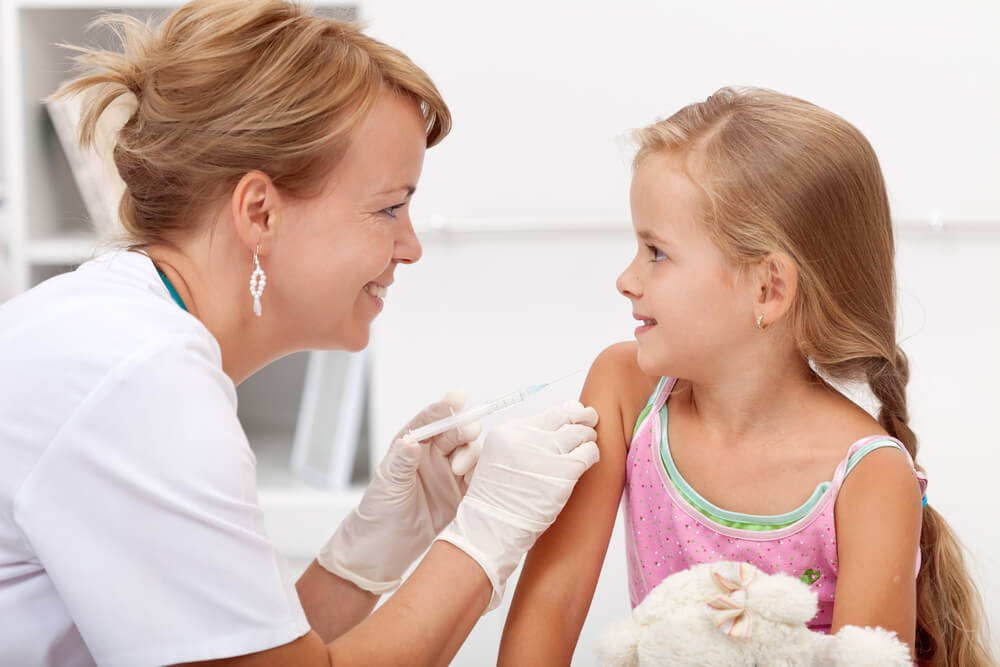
xmin=406 ymin=390 xmax=526 ymax=442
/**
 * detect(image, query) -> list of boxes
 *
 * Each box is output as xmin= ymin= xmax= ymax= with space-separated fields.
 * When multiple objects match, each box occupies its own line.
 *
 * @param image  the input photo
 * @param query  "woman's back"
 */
xmin=0 ymin=250 xmax=306 ymax=666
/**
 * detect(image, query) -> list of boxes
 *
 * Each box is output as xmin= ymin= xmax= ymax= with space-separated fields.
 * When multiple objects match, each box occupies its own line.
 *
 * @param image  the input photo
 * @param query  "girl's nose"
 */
xmin=617 ymin=257 xmax=641 ymax=298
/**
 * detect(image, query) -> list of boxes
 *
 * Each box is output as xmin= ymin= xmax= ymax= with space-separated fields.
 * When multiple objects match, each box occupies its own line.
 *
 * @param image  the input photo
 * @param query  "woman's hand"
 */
xmin=316 ymin=391 xmax=482 ymax=594
xmin=437 ymin=400 xmax=601 ymax=611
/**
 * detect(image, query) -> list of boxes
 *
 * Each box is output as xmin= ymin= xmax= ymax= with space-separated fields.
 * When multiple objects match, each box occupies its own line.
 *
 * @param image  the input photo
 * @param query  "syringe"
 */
xmin=407 ymin=370 xmax=582 ymax=442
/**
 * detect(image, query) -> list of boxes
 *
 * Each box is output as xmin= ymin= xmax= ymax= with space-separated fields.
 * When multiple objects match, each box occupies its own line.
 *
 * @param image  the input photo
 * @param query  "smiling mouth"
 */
xmin=634 ymin=314 xmax=657 ymax=326
xmin=364 ymin=283 xmax=387 ymax=299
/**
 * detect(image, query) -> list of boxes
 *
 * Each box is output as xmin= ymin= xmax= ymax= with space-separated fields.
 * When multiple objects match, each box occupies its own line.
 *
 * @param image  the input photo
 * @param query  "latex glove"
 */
xmin=317 ymin=391 xmax=482 ymax=594
xmin=437 ymin=400 xmax=600 ymax=611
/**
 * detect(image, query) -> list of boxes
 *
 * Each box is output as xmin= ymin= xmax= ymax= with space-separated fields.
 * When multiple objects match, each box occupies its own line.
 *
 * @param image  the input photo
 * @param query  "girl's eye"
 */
xmin=648 ymin=245 xmax=667 ymax=262
xmin=380 ymin=203 xmax=406 ymax=219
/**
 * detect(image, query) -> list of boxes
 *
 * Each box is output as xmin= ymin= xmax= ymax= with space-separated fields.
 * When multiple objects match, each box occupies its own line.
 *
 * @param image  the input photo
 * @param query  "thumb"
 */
xmin=381 ymin=434 xmax=424 ymax=486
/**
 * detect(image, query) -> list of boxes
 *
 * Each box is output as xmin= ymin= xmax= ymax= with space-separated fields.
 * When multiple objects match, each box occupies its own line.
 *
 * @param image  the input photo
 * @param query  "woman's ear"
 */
xmin=753 ymin=252 xmax=798 ymax=329
xmin=230 ymin=170 xmax=281 ymax=254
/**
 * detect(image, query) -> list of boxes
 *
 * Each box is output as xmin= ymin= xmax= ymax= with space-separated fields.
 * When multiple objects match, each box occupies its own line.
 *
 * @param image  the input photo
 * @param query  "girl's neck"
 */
xmin=678 ymin=352 xmax=827 ymax=445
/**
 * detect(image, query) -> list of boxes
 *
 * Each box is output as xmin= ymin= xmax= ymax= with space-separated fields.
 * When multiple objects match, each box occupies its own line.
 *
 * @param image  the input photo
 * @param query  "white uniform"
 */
xmin=0 ymin=250 xmax=309 ymax=666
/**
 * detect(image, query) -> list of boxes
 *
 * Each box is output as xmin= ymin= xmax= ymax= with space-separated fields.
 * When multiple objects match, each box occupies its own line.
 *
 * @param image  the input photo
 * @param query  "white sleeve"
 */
xmin=12 ymin=334 xmax=310 ymax=667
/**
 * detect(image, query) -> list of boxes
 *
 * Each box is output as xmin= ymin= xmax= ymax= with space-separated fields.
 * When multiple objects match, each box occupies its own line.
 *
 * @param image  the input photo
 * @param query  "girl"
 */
xmin=498 ymin=87 xmax=993 ymax=666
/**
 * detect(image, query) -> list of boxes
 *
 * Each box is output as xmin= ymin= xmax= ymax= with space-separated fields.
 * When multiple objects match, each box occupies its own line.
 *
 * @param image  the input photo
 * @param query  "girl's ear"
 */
xmin=753 ymin=252 xmax=798 ymax=329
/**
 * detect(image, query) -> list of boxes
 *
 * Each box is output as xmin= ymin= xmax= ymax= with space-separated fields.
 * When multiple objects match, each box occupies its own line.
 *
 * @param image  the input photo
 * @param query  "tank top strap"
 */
xmin=830 ymin=435 xmax=928 ymax=502
xmin=650 ymin=376 xmax=678 ymax=412
xmin=631 ymin=377 xmax=678 ymax=442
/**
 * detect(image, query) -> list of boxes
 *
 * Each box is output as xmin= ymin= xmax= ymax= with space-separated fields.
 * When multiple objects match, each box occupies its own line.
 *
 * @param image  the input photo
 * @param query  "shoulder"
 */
xmin=582 ymin=342 xmax=659 ymax=446
xmin=837 ymin=442 xmax=923 ymax=511
xmin=834 ymin=441 xmax=923 ymax=562
xmin=585 ymin=342 xmax=657 ymax=403
xmin=1 ymin=249 xmax=220 ymax=386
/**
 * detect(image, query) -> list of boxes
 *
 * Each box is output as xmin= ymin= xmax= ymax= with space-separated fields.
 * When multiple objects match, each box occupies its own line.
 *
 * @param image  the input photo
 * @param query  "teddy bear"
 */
xmin=595 ymin=561 xmax=912 ymax=666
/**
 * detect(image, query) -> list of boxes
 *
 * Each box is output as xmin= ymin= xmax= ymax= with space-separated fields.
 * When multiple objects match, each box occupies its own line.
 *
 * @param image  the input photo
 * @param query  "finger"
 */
xmin=551 ymin=423 xmax=598 ymax=454
xmin=406 ymin=389 xmax=468 ymax=432
xmin=381 ymin=434 xmax=423 ymax=486
xmin=562 ymin=400 xmax=599 ymax=428
xmin=524 ymin=401 xmax=599 ymax=431
xmin=449 ymin=440 xmax=481 ymax=477
xmin=432 ymin=420 xmax=481 ymax=454
xmin=564 ymin=440 xmax=601 ymax=471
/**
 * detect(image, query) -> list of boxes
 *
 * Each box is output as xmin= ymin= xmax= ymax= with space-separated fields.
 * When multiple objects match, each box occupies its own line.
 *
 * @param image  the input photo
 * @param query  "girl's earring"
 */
xmin=250 ymin=245 xmax=266 ymax=317
xmin=755 ymin=313 xmax=765 ymax=330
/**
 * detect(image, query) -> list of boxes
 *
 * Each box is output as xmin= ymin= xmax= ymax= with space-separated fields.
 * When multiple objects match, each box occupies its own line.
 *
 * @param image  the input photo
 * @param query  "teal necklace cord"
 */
xmin=156 ymin=268 xmax=189 ymax=312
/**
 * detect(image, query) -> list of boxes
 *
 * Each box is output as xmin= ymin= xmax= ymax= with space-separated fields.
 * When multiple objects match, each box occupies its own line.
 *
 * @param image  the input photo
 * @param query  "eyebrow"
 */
xmin=636 ymin=229 xmax=671 ymax=245
xmin=374 ymin=185 xmax=417 ymax=198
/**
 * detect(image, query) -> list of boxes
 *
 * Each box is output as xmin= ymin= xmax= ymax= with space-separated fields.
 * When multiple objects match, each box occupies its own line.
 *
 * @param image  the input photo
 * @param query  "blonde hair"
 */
xmin=634 ymin=87 xmax=994 ymax=667
xmin=51 ymin=0 xmax=451 ymax=246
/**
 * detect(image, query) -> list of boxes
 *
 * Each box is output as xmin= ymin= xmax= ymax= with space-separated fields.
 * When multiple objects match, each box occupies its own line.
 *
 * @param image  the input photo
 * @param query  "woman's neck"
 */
xmin=142 ymin=240 xmax=281 ymax=385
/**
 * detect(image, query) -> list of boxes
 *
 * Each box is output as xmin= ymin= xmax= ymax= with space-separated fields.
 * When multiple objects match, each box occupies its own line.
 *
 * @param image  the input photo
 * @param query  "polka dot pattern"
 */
xmin=624 ymin=379 xmax=847 ymax=634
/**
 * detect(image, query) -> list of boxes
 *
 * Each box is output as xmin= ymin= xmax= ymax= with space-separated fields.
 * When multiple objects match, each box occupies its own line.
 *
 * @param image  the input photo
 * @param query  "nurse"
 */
xmin=0 ymin=2 xmax=600 ymax=665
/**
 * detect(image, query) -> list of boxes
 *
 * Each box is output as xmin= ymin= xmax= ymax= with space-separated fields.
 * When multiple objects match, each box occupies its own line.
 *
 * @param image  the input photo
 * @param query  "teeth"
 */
xmin=365 ymin=284 xmax=387 ymax=298
xmin=643 ymin=320 xmax=656 ymax=326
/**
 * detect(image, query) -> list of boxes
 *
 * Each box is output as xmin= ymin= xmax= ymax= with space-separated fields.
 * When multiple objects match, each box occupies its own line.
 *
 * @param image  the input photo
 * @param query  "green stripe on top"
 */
xmin=632 ymin=377 xmax=668 ymax=439
xmin=157 ymin=268 xmax=188 ymax=312
xmin=658 ymin=400 xmax=823 ymax=531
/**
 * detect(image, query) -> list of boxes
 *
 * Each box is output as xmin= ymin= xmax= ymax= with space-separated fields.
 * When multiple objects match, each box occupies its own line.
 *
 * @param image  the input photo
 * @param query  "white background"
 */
xmin=2 ymin=1 xmax=998 ymax=664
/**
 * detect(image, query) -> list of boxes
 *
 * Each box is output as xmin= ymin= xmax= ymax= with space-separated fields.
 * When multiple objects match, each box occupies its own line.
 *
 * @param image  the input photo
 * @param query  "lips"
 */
xmin=633 ymin=313 xmax=657 ymax=326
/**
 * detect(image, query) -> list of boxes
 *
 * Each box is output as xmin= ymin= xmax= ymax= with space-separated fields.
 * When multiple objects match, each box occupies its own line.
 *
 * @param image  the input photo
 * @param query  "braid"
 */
xmin=866 ymin=347 xmax=918 ymax=458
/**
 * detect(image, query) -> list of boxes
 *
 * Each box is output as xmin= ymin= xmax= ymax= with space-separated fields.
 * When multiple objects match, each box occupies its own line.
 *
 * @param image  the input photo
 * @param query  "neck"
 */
xmin=681 ymin=346 xmax=826 ymax=444
xmin=143 ymin=239 xmax=282 ymax=385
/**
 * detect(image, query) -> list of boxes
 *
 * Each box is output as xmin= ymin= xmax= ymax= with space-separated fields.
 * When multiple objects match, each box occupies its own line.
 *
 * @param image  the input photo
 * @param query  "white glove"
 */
xmin=436 ymin=400 xmax=600 ymax=611
xmin=318 ymin=391 xmax=483 ymax=593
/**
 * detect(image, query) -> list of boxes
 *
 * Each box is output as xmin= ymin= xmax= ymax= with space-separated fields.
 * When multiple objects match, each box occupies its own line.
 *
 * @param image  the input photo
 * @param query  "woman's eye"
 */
xmin=380 ymin=203 xmax=405 ymax=219
xmin=648 ymin=245 xmax=667 ymax=262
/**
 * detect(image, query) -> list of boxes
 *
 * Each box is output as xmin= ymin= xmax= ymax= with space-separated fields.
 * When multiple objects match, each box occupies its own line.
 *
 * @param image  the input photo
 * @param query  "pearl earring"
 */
xmin=250 ymin=245 xmax=266 ymax=317
xmin=755 ymin=314 xmax=765 ymax=330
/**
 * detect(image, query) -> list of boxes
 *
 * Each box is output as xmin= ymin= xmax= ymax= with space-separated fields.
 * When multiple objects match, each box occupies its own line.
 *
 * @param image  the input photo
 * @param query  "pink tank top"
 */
xmin=624 ymin=377 xmax=928 ymax=633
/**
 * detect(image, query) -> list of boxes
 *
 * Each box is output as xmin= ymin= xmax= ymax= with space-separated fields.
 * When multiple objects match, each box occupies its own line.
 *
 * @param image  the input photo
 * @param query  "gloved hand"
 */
xmin=317 ymin=391 xmax=482 ymax=594
xmin=436 ymin=400 xmax=600 ymax=611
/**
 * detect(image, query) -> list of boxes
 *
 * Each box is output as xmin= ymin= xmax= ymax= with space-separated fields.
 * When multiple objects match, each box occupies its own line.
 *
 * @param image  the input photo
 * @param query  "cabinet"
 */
xmin=1 ymin=0 xmax=364 ymax=572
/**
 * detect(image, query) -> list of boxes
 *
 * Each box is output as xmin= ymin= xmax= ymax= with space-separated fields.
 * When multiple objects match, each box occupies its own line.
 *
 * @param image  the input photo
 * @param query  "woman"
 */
xmin=0 ymin=2 xmax=600 ymax=665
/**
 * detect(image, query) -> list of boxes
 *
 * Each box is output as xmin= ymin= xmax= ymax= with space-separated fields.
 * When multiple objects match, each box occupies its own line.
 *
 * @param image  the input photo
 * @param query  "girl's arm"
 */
xmin=832 ymin=446 xmax=923 ymax=655
xmin=497 ymin=342 xmax=651 ymax=665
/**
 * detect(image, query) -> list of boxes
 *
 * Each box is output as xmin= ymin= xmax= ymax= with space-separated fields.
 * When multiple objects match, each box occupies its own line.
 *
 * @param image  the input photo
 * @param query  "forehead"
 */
xmin=630 ymin=151 xmax=713 ymax=246
xmin=329 ymin=89 xmax=427 ymax=193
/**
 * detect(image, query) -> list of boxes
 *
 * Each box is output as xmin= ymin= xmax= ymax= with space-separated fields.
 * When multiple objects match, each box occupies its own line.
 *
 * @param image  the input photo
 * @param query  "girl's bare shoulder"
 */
xmin=584 ymin=342 xmax=660 ymax=444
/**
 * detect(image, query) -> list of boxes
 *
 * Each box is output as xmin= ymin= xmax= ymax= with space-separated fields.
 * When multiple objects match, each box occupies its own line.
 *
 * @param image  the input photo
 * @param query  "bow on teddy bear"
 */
xmin=596 ymin=561 xmax=913 ymax=667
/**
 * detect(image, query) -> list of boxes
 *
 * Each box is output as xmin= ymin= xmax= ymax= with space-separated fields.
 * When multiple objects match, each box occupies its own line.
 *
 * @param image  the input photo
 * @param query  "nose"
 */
xmin=394 ymin=215 xmax=423 ymax=265
xmin=617 ymin=255 xmax=642 ymax=299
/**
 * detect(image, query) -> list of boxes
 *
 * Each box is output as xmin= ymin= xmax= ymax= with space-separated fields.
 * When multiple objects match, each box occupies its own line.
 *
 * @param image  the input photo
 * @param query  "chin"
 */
xmin=341 ymin=327 xmax=371 ymax=353
xmin=636 ymin=346 xmax=672 ymax=379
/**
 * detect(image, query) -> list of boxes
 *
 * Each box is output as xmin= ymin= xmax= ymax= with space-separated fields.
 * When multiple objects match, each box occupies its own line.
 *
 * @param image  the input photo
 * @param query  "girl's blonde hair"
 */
xmin=634 ymin=87 xmax=993 ymax=667
xmin=51 ymin=0 xmax=451 ymax=246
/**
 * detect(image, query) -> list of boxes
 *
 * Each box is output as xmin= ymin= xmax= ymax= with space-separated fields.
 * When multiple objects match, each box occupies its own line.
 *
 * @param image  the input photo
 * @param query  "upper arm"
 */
xmin=176 ymin=632 xmax=330 ymax=667
xmin=832 ymin=446 xmax=923 ymax=650
xmin=498 ymin=342 xmax=650 ymax=664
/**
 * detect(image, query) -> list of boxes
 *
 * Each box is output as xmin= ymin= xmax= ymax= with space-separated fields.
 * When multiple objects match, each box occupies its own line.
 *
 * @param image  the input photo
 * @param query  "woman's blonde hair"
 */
xmin=51 ymin=0 xmax=451 ymax=246
xmin=634 ymin=87 xmax=993 ymax=667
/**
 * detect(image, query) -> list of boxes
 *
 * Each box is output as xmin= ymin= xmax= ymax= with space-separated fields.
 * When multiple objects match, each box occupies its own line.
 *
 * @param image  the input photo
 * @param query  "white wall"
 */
xmin=361 ymin=0 xmax=1000 ymax=228
xmin=360 ymin=1 xmax=1000 ymax=663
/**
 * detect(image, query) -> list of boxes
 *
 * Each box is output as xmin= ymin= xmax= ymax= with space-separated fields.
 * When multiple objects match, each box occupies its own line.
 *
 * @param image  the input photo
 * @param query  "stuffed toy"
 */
xmin=596 ymin=561 xmax=912 ymax=666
